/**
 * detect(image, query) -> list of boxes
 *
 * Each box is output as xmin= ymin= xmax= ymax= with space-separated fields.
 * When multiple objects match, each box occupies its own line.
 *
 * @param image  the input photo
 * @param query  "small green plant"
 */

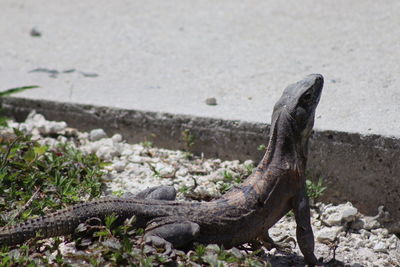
xmin=244 ymin=163 xmax=255 ymax=176
xmin=223 ymin=170 xmax=234 ymax=181
xmin=112 ymin=190 xmax=124 ymax=197
xmin=257 ymin=144 xmax=266 ymax=151
xmin=223 ymin=170 xmax=241 ymax=184
xmin=178 ymin=184 xmax=191 ymax=194
xmin=183 ymin=151 xmax=194 ymax=159
xmin=146 ymin=162 xmax=161 ymax=178
xmin=218 ymin=182 xmax=233 ymax=194
xmin=286 ymin=210 xmax=295 ymax=217
xmin=0 ymin=130 xmax=105 ymax=227
xmin=182 ymin=129 xmax=195 ymax=149
xmin=140 ymin=140 xmax=153 ymax=148
xmin=306 ymin=177 xmax=327 ymax=201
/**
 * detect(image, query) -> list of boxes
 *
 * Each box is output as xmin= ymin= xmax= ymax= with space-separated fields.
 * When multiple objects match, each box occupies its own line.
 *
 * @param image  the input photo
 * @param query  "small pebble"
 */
xmin=30 ymin=27 xmax=42 ymax=37
xmin=205 ymin=97 xmax=217 ymax=106
xmin=89 ymin=129 xmax=107 ymax=141
xmin=316 ymin=226 xmax=342 ymax=243
xmin=373 ymin=242 xmax=387 ymax=253
xmin=112 ymin=134 xmax=123 ymax=143
xmin=113 ymin=161 xmax=126 ymax=172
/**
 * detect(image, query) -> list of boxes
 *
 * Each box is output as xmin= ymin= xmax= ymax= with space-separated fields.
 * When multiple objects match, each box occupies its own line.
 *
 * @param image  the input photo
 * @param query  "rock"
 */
xmin=0 ymin=128 xmax=17 ymax=142
xmin=350 ymin=219 xmax=364 ymax=230
xmin=206 ymin=244 xmax=220 ymax=252
xmin=194 ymin=185 xmax=209 ymax=198
xmin=102 ymin=238 xmax=122 ymax=250
xmin=113 ymin=161 xmax=126 ymax=172
xmin=373 ymin=242 xmax=387 ymax=253
xmin=24 ymin=112 xmax=67 ymax=135
xmin=204 ymin=183 xmax=221 ymax=198
xmin=377 ymin=206 xmax=392 ymax=223
xmin=387 ymin=234 xmax=399 ymax=247
xmin=316 ymin=226 xmax=342 ymax=244
xmin=229 ymin=247 xmax=244 ymax=259
xmin=58 ymin=241 xmax=77 ymax=255
xmin=371 ymin=228 xmax=389 ymax=237
xmin=354 ymin=239 xmax=365 ymax=249
xmin=89 ymin=129 xmax=107 ymax=141
xmin=359 ymin=229 xmax=371 ymax=239
xmin=155 ymin=163 xmax=175 ymax=177
xmin=128 ymin=155 xmax=142 ymax=163
xmin=96 ymin=146 xmax=116 ymax=161
xmin=357 ymin=247 xmax=376 ymax=260
xmin=62 ymin=127 xmax=79 ymax=137
xmin=361 ymin=216 xmax=381 ymax=230
xmin=57 ymin=136 xmax=67 ymax=144
xmin=341 ymin=206 xmax=358 ymax=221
xmin=30 ymin=27 xmax=42 ymax=37
xmin=325 ymin=213 xmax=343 ymax=226
xmin=47 ymin=121 xmax=67 ymax=134
xmin=324 ymin=202 xmax=358 ymax=226
xmin=112 ymin=134 xmax=123 ymax=143
xmin=243 ymin=159 xmax=254 ymax=166
xmin=78 ymin=132 xmax=89 ymax=141
xmin=205 ymin=97 xmax=217 ymax=105
xmin=176 ymin=167 xmax=189 ymax=177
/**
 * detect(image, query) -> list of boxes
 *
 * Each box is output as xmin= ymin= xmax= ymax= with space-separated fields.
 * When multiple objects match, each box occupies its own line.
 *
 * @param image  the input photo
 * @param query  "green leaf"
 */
xmin=0 ymin=86 xmax=39 ymax=97
xmin=23 ymin=148 xmax=36 ymax=164
xmin=0 ymin=117 xmax=7 ymax=127
xmin=257 ymin=144 xmax=266 ymax=151
xmin=105 ymin=214 xmax=118 ymax=229
xmin=33 ymin=145 xmax=48 ymax=156
xmin=94 ymin=230 xmax=110 ymax=237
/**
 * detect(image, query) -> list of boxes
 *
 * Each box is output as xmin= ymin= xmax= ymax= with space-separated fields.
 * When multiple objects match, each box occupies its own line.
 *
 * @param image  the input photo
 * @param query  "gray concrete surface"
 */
xmin=1 ymin=0 xmax=400 ymax=137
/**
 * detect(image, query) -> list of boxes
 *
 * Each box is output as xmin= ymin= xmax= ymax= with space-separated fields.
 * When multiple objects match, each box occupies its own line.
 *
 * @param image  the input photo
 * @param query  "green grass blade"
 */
xmin=0 ymin=86 xmax=39 ymax=97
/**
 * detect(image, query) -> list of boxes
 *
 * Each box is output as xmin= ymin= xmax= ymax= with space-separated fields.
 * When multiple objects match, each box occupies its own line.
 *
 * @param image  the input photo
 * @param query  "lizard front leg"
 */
xmin=293 ymin=192 xmax=320 ymax=266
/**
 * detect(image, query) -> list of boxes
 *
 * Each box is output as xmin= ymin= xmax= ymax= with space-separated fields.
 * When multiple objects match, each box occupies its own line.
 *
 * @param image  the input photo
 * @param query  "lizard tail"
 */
xmin=0 ymin=198 xmax=142 ymax=246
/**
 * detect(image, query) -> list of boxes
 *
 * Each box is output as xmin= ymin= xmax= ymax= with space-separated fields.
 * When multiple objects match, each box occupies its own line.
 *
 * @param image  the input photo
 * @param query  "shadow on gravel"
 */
xmin=264 ymin=252 xmax=352 ymax=267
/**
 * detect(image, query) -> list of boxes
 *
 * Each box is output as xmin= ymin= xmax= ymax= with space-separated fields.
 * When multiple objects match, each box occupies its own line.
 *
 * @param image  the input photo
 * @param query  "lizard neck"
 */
xmin=221 ymin=109 xmax=308 ymax=208
xmin=257 ymin=110 xmax=307 ymax=175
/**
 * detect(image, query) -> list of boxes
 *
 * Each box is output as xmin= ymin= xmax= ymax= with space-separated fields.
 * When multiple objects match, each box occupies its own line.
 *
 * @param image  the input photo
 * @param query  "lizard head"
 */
xmin=271 ymin=74 xmax=324 ymax=159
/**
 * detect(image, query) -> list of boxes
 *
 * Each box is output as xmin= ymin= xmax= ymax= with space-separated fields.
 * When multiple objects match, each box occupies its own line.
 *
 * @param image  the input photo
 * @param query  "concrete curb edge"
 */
xmin=2 ymin=96 xmax=399 ymax=233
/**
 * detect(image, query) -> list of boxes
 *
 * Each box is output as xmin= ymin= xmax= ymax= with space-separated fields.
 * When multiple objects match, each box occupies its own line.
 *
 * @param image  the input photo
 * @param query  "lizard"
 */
xmin=0 ymin=73 xmax=324 ymax=265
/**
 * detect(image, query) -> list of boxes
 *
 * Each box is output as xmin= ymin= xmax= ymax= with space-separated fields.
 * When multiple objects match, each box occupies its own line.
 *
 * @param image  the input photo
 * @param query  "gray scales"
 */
xmin=0 ymin=74 xmax=324 ymax=265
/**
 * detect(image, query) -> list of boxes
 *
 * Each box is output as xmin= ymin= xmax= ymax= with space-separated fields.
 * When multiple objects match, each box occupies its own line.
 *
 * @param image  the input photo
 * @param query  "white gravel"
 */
xmin=2 ymin=111 xmax=399 ymax=266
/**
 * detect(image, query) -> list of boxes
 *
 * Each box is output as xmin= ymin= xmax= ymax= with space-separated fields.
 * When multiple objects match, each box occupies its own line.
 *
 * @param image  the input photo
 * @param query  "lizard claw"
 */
xmin=258 ymin=234 xmax=297 ymax=251
xmin=144 ymin=235 xmax=176 ymax=257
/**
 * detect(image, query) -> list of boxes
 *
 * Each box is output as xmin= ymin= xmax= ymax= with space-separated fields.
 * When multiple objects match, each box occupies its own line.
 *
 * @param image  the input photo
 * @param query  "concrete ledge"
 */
xmin=2 ymin=97 xmax=400 ymax=233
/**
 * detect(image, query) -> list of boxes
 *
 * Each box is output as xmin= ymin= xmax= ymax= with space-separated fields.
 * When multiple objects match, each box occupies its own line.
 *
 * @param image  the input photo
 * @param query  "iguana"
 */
xmin=0 ymin=74 xmax=324 ymax=265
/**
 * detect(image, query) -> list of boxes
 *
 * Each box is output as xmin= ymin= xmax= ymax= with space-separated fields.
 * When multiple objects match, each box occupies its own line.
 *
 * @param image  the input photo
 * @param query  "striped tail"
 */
xmin=0 ymin=198 xmax=143 ymax=246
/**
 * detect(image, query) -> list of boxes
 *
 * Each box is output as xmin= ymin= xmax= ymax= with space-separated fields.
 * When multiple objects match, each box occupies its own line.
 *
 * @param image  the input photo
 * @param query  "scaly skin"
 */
xmin=0 ymin=74 xmax=324 ymax=265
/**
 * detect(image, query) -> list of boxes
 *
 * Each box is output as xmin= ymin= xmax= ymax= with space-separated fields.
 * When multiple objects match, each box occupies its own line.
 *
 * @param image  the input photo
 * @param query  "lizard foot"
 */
xmin=144 ymin=235 xmax=175 ymax=256
xmin=142 ymin=219 xmax=200 ymax=256
xmin=258 ymin=233 xmax=296 ymax=251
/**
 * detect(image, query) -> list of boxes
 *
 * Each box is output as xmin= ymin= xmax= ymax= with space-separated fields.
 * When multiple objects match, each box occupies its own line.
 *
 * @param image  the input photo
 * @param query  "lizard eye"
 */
xmin=302 ymin=91 xmax=313 ymax=102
